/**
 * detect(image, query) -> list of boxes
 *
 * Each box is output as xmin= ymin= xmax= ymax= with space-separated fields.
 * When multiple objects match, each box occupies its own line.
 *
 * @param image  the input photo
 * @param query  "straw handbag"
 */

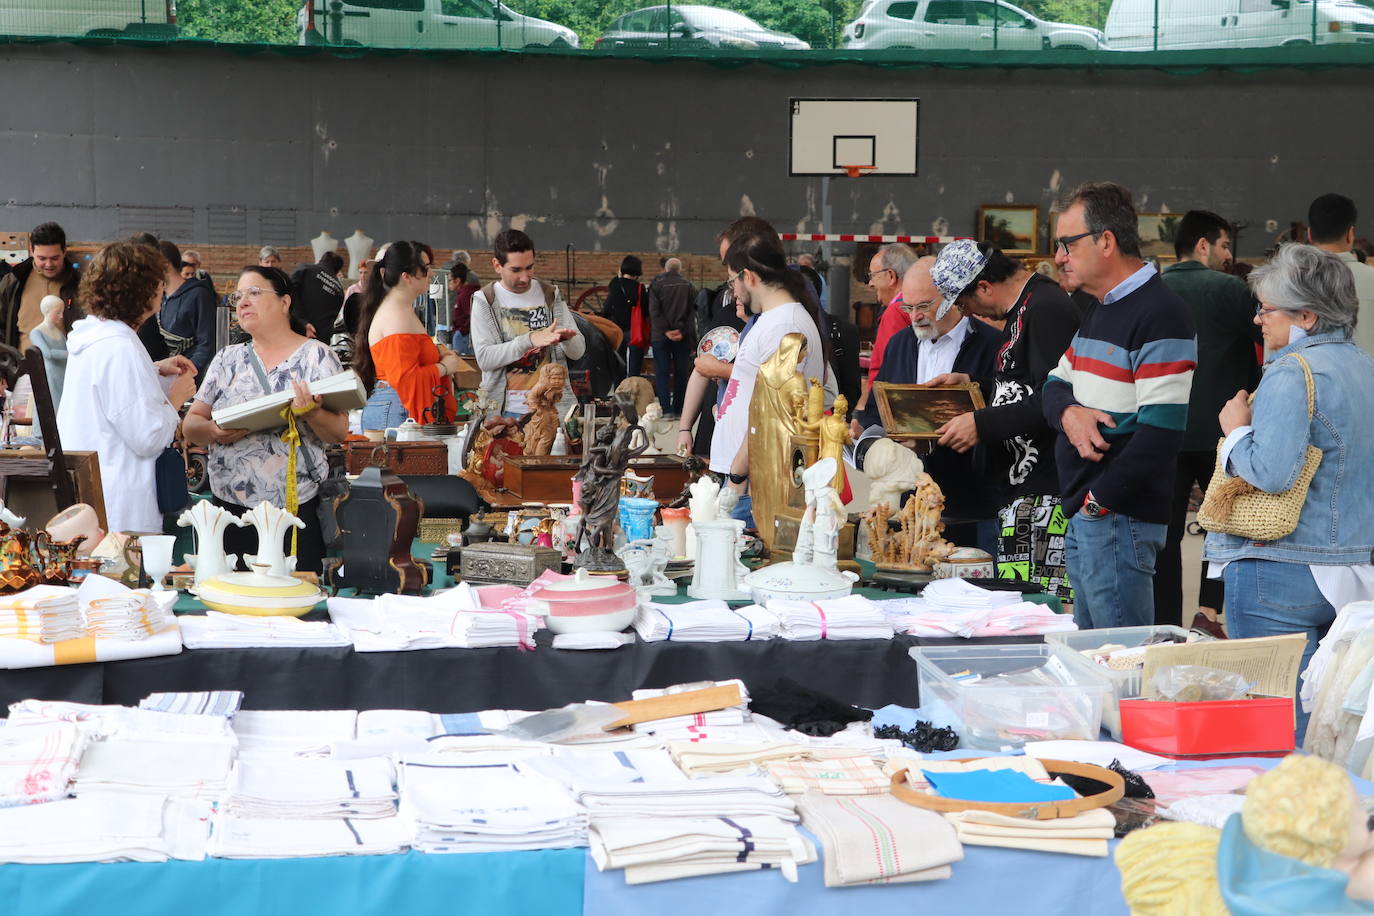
xmin=1197 ymin=353 xmax=1321 ymax=542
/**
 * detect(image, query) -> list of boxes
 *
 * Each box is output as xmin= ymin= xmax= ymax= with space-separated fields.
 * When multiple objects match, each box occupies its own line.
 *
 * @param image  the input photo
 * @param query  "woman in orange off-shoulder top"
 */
xmin=354 ymin=241 xmax=460 ymax=429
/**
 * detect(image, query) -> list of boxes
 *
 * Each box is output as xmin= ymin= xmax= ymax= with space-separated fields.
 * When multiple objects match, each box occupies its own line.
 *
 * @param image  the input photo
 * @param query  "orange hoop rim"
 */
xmin=839 ymin=164 xmax=879 ymax=178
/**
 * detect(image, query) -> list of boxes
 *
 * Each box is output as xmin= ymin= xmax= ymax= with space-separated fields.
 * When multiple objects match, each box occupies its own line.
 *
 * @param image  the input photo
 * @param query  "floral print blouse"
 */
xmin=195 ymin=339 xmax=342 ymax=508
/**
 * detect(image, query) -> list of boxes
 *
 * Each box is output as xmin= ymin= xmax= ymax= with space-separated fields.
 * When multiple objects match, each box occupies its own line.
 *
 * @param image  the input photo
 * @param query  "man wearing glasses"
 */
xmin=862 ymin=243 xmax=919 ymax=391
xmin=1042 ymin=182 xmax=1198 ymax=631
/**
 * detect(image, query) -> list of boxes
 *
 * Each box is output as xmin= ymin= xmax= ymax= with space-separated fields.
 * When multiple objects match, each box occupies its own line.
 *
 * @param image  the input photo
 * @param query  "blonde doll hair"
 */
xmin=1242 ymin=753 xmax=1351 ymax=868
xmin=1116 ymin=821 xmax=1227 ymax=916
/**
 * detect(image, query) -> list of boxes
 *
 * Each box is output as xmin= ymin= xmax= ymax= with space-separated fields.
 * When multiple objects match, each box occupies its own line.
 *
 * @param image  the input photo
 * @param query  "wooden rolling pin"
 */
xmin=605 ymin=683 xmax=744 ymax=730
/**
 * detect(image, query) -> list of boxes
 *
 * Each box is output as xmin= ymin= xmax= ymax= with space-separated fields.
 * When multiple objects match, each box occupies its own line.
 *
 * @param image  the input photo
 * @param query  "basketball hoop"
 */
xmin=839 ymin=165 xmax=879 ymax=179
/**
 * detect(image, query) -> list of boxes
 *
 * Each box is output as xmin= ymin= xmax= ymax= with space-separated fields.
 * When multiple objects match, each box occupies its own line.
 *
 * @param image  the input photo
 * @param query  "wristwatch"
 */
xmin=728 ymin=472 xmax=748 ymax=485
xmin=1081 ymin=492 xmax=1111 ymax=518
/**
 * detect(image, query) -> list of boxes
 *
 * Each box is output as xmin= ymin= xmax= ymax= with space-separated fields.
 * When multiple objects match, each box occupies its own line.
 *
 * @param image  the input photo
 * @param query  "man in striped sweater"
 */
xmin=1042 ymin=182 xmax=1198 ymax=630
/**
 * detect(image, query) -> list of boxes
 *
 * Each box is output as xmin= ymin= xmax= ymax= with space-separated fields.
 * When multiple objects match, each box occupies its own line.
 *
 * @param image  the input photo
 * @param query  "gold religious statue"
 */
xmin=521 ymin=363 xmax=568 ymax=457
xmin=748 ymin=332 xmax=808 ymax=550
xmin=793 ymin=377 xmax=825 ymax=431
xmin=817 ymin=393 xmax=852 ymax=497
xmin=867 ymin=472 xmax=955 ymax=571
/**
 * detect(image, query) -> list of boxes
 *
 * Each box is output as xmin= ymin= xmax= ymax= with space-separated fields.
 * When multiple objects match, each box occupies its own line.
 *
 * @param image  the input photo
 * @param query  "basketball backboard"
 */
xmin=789 ymin=98 xmax=919 ymax=178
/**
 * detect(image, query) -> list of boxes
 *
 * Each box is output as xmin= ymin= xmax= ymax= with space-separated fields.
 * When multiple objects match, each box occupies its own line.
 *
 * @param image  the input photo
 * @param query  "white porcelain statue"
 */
xmin=688 ymin=519 xmax=751 ymax=601
xmin=623 ymin=538 xmax=676 ymax=597
xmin=793 ymin=457 xmax=844 ymax=572
xmin=239 ymin=501 xmax=304 ymax=577
xmin=0 ymin=498 xmax=26 ymax=529
xmin=177 ymin=501 xmax=240 ymax=586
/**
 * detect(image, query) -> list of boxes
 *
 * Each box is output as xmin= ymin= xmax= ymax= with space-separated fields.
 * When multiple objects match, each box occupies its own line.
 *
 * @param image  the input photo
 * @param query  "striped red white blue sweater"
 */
xmin=1041 ymin=273 xmax=1198 ymax=524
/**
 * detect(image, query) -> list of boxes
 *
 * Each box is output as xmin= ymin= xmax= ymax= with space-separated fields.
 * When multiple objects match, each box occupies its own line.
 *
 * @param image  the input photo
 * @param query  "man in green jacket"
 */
xmin=1155 ymin=210 xmax=1261 ymax=629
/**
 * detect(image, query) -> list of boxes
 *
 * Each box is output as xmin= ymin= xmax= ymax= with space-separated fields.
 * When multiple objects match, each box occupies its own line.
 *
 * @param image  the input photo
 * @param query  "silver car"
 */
xmin=844 ymin=0 xmax=1104 ymax=51
xmin=597 ymin=5 xmax=809 ymax=51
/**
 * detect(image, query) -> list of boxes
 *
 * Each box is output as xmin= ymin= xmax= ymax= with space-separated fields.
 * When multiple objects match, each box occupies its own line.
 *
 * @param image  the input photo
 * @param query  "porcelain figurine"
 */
xmin=687 ymin=518 xmax=751 ymax=601
xmin=867 ymin=472 xmax=956 ymax=572
xmin=522 ymin=363 xmax=568 ymax=457
xmin=688 ymin=476 xmax=723 ymax=524
xmin=0 ymin=499 xmax=26 ymax=529
xmin=792 ymin=458 xmax=844 ymax=571
xmin=239 ymin=501 xmax=304 ymax=577
xmin=177 ymin=501 xmax=241 ymax=586
xmin=623 ymin=539 xmax=677 ymax=597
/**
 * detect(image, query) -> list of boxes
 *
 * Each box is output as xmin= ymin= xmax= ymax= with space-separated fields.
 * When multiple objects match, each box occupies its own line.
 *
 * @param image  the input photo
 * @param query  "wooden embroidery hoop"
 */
xmin=890 ymin=758 xmax=1125 ymax=821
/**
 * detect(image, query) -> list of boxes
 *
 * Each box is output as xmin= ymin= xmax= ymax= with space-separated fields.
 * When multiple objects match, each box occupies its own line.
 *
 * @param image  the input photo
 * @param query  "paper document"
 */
xmin=1140 ymin=633 xmax=1305 ymax=700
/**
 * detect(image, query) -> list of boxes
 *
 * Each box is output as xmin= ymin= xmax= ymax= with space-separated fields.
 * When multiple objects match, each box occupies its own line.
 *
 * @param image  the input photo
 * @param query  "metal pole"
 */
xmin=666 ymin=0 xmax=672 ymax=48
xmin=1152 ymin=0 xmax=1159 ymax=51
xmin=993 ymin=1 xmax=999 ymax=50
xmin=1312 ymin=0 xmax=1319 ymax=44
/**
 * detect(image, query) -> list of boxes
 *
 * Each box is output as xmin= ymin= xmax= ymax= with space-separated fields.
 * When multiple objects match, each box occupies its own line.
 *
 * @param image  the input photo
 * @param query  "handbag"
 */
xmin=1197 ymin=353 xmax=1322 ymax=542
xmin=155 ymin=437 xmax=190 ymax=515
xmin=629 ymin=283 xmax=651 ymax=350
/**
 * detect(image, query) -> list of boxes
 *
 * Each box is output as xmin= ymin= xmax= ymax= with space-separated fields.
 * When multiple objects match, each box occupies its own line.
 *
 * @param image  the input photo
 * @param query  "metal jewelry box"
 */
xmin=459 ymin=541 xmax=563 ymax=586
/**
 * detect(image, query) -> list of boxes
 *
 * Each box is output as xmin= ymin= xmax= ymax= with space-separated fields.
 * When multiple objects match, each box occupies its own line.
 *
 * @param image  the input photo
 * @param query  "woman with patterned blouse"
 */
xmin=183 ymin=266 xmax=349 ymax=573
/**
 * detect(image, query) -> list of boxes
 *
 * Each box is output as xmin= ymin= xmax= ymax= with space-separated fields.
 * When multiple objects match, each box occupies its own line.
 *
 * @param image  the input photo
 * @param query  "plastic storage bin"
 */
xmin=1045 ymin=625 xmax=1206 ymax=740
xmin=909 ymin=644 xmax=1112 ymax=751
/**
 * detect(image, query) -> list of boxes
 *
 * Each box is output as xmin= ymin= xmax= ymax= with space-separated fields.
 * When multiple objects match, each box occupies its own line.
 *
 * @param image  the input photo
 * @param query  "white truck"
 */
xmin=1105 ymin=0 xmax=1374 ymax=50
xmin=0 ymin=0 xmax=178 ymax=38
xmin=297 ymin=0 xmax=579 ymax=50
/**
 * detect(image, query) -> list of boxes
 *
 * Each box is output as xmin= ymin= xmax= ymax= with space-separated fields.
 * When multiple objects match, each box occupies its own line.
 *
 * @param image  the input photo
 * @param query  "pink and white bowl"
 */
xmin=526 ymin=569 xmax=639 ymax=634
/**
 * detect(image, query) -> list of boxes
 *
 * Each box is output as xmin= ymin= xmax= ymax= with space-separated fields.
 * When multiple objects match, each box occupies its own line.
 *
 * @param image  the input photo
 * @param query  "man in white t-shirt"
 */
xmin=1308 ymin=193 xmax=1374 ymax=355
xmin=470 ymin=228 xmax=585 ymax=416
xmin=708 ymin=241 xmax=825 ymax=488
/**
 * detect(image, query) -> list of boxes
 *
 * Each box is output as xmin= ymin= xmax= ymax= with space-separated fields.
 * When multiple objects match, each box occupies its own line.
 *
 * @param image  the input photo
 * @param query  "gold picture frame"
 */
xmin=1137 ymin=212 xmax=1182 ymax=260
xmin=978 ymin=204 xmax=1039 ymax=256
xmin=873 ymin=382 xmax=986 ymax=440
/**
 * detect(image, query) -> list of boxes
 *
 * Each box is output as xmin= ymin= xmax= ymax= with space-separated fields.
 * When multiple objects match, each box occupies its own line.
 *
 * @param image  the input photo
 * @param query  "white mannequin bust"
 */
xmin=311 ymin=231 xmax=339 ymax=262
xmin=345 ymin=229 xmax=374 ymax=278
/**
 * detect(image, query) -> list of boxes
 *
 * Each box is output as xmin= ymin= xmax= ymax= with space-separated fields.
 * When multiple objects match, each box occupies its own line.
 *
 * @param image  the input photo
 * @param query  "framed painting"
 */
xmin=873 ymin=383 xmax=986 ymax=440
xmin=1137 ymin=212 xmax=1182 ymax=260
xmin=978 ymin=205 xmax=1039 ymax=256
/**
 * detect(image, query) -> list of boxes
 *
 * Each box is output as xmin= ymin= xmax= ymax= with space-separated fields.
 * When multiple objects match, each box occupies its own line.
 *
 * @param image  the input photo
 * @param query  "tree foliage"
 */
xmin=178 ymin=0 xmax=299 ymax=44
xmin=1019 ymin=0 xmax=1108 ymax=30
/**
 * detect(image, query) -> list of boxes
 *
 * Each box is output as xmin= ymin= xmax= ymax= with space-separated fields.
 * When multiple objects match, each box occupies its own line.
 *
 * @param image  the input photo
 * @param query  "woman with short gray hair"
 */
xmin=1204 ymin=243 xmax=1374 ymax=741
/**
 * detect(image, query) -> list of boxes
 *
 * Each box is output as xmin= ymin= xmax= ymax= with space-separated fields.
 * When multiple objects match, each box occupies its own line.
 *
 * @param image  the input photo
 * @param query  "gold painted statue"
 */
xmin=748 ymin=332 xmax=808 ymax=550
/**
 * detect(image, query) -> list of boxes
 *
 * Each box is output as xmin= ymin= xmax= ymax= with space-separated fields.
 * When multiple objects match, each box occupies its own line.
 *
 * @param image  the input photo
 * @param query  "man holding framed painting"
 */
xmin=921 ymin=240 xmax=1081 ymax=602
xmin=1041 ymin=181 xmax=1198 ymax=631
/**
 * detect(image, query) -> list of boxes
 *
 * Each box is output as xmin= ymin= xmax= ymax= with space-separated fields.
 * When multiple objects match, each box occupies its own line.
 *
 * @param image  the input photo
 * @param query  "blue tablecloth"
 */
xmin=0 ymin=848 xmax=583 ymax=916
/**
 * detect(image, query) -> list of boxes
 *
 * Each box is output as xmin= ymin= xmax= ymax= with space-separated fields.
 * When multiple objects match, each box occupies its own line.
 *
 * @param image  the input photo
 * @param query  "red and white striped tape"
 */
xmin=780 ymin=233 xmax=972 ymax=244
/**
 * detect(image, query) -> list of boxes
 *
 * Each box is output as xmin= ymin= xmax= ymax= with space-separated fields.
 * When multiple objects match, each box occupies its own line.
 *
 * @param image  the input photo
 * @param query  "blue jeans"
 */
xmin=730 ymin=491 xmax=755 ymax=530
xmin=1064 ymin=510 xmax=1166 ymax=630
xmin=626 ymin=345 xmax=646 ymax=379
xmin=361 ymin=382 xmax=408 ymax=431
xmin=1223 ymin=558 xmax=1335 ymax=742
xmin=651 ymin=337 xmax=694 ymax=416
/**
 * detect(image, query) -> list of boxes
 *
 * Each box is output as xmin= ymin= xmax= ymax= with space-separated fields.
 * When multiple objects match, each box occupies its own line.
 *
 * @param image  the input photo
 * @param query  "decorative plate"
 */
xmin=698 ymin=326 xmax=741 ymax=363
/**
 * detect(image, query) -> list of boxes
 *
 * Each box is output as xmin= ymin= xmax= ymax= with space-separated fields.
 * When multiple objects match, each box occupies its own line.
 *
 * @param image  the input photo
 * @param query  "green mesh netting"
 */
xmin=3 ymin=0 xmax=1374 ymax=71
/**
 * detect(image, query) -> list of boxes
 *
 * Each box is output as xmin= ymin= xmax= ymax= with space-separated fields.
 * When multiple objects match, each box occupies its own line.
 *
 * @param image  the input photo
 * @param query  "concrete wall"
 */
xmin=4 ymin=41 xmax=1374 ymax=261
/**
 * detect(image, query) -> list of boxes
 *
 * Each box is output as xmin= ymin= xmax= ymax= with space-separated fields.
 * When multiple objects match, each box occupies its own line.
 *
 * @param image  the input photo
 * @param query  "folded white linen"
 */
xmin=798 ymin=790 xmax=963 ymax=886
xmin=178 ymin=612 xmax=351 ymax=649
xmin=1161 ymin=794 xmax=1248 ymax=829
xmin=327 ymin=592 xmax=538 ymax=651
xmin=0 ymin=721 xmax=85 ymax=806
xmin=232 ymin=709 xmax=357 ymax=754
xmin=1022 ymin=740 xmax=1173 ymax=772
xmin=138 ymin=691 xmax=244 ymax=717
xmin=591 ymin=815 xmax=815 ymax=883
xmin=766 ymin=595 xmax=893 ymax=641
xmin=74 ymin=738 xmax=232 ymax=800
xmin=6 ymin=702 xmax=237 ymax=745
xmin=633 ymin=601 xmax=780 ymax=642
xmin=0 ymin=794 xmax=209 ymax=863
xmin=226 ymin=755 xmax=397 ymax=819
xmin=206 ymin=812 xmax=409 ymax=858
xmin=552 ymin=631 xmax=635 ymax=650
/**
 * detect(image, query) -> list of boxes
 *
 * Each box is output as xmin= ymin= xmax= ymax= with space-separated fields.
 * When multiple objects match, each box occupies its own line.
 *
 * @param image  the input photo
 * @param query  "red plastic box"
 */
xmin=1119 ymin=695 xmax=1295 ymax=758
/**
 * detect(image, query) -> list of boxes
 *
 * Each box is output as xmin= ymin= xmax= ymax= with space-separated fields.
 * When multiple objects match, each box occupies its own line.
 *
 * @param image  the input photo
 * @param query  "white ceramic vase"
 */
xmin=687 ymin=519 xmax=750 ymax=601
xmin=177 ymin=501 xmax=241 ymax=586
xmin=239 ymin=501 xmax=303 ymax=577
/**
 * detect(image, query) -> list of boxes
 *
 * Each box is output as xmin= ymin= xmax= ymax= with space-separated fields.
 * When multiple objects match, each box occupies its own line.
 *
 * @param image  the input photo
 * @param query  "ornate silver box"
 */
xmin=460 ymin=541 xmax=563 ymax=586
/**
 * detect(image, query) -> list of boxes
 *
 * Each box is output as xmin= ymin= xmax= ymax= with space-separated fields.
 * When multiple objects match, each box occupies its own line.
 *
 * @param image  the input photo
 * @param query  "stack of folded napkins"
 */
xmin=667 ymin=740 xmax=815 ymax=776
xmin=882 ymin=578 xmax=1076 ymax=638
xmin=399 ymin=758 xmax=586 ymax=853
xmin=764 ymin=753 xmax=890 ymax=796
xmin=0 ymin=793 xmax=210 ymax=862
xmin=7 ymin=700 xmax=238 ymax=746
xmin=0 ymin=586 xmax=83 ymax=643
xmin=768 ymin=595 xmax=894 ymax=641
xmin=943 ymin=808 xmax=1114 ymax=857
xmin=591 ymin=814 xmax=816 ymax=884
xmin=232 ymin=709 xmax=357 ymax=755
xmin=0 ymin=722 xmax=87 ymax=806
xmin=178 ymin=612 xmax=352 ymax=649
xmin=139 ymin=691 xmax=245 ymax=717
xmin=83 ymin=593 xmax=158 ymax=641
xmin=798 ymin=790 xmax=963 ymax=885
xmin=632 ymin=600 xmax=779 ymax=642
xmin=224 ymin=755 xmax=397 ymax=819
xmin=327 ymin=592 xmax=539 ymax=651
xmin=73 ymin=738 xmax=233 ymax=801
xmin=206 ymin=811 xmax=409 ymax=858
xmin=628 ymin=679 xmax=768 ymax=742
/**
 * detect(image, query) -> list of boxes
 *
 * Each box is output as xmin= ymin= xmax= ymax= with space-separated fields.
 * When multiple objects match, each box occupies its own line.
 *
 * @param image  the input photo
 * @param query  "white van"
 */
xmin=1106 ymin=0 xmax=1374 ymax=50
xmin=297 ymin=0 xmax=579 ymax=50
xmin=0 ymin=0 xmax=177 ymax=38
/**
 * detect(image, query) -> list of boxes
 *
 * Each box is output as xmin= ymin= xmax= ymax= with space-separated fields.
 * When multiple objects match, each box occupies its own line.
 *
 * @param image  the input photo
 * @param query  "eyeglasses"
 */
xmin=1255 ymin=304 xmax=1287 ymax=318
xmin=902 ymin=299 xmax=939 ymax=315
xmin=870 ymin=267 xmax=896 ymax=282
xmin=726 ymin=269 xmax=746 ymax=286
xmin=1053 ymin=230 xmax=1099 ymax=255
xmin=227 ymin=286 xmax=273 ymax=308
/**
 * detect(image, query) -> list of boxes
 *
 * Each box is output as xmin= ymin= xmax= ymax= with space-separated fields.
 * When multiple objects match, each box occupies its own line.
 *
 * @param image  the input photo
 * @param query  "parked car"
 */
xmin=596 ymin=5 xmax=810 ymax=51
xmin=1106 ymin=0 xmax=1374 ymax=50
xmin=298 ymin=0 xmax=579 ymax=50
xmin=843 ymin=0 xmax=1104 ymax=50
xmin=0 ymin=0 xmax=178 ymax=38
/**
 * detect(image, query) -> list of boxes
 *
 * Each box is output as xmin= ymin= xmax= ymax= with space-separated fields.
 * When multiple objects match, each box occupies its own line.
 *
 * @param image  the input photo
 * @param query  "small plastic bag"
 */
xmin=1152 ymin=665 xmax=1254 ymax=702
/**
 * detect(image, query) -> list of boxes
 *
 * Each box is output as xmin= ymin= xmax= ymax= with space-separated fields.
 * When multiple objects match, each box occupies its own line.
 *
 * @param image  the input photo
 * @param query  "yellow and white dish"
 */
xmin=196 ymin=567 xmax=324 ymax=617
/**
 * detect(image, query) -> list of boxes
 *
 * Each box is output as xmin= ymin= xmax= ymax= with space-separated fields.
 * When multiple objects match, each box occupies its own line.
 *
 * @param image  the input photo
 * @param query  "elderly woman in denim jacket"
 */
xmin=1204 ymin=245 xmax=1374 ymax=721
